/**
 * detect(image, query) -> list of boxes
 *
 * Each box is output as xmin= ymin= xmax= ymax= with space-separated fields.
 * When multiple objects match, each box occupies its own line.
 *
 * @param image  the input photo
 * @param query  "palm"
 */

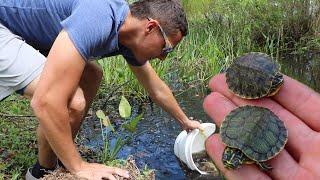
xmin=296 ymin=135 xmax=320 ymax=179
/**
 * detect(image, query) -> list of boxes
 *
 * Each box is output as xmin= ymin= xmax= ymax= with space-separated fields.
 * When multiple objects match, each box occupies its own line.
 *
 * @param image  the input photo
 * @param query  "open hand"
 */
xmin=203 ymin=74 xmax=320 ymax=180
xmin=74 ymin=161 xmax=129 ymax=180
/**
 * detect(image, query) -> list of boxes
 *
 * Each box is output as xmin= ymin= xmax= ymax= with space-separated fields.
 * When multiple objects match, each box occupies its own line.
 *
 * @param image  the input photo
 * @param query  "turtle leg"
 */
xmin=256 ymin=161 xmax=273 ymax=171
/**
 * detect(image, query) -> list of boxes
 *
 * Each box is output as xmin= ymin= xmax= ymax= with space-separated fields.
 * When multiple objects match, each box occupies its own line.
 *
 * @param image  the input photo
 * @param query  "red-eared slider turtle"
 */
xmin=220 ymin=105 xmax=288 ymax=171
xmin=226 ymin=52 xmax=284 ymax=99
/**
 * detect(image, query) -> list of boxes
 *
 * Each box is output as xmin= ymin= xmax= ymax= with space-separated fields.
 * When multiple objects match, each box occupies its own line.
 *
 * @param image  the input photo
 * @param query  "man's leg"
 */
xmin=24 ymin=61 xmax=103 ymax=170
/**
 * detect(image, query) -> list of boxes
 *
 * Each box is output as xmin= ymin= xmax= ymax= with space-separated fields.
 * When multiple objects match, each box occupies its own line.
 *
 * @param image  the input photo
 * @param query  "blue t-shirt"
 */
xmin=0 ymin=0 xmax=142 ymax=66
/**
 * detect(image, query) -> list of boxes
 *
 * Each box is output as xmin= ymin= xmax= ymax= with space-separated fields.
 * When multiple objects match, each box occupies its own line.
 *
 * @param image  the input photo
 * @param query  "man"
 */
xmin=0 ymin=0 xmax=201 ymax=179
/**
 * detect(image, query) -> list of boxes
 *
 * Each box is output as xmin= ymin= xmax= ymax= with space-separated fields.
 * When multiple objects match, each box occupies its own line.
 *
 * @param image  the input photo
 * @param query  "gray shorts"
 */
xmin=0 ymin=23 xmax=46 ymax=101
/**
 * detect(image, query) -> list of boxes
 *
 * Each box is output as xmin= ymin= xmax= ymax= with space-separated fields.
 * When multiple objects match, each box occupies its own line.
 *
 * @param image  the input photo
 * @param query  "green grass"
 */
xmin=0 ymin=119 xmax=37 ymax=179
xmin=0 ymin=95 xmax=37 ymax=179
xmin=1 ymin=0 xmax=319 ymax=178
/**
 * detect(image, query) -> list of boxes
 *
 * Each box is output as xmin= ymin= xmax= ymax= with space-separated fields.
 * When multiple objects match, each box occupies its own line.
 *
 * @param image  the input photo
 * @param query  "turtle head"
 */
xmin=268 ymin=72 xmax=284 ymax=96
xmin=222 ymin=147 xmax=246 ymax=169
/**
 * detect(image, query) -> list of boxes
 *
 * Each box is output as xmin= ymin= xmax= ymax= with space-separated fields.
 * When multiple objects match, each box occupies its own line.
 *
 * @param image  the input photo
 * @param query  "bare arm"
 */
xmin=31 ymin=30 xmax=85 ymax=172
xmin=129 ymin=62 xmax=201 ymax=130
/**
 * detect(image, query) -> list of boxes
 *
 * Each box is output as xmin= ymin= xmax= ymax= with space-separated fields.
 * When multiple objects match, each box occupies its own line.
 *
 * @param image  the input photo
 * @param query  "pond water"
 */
xmin=80 ymin=52 xmax=320 ymax=180
xmin=279 ymin=52 xmax=320 ymax=93
xmin=80 ymin=85 xmax=218 ymax=180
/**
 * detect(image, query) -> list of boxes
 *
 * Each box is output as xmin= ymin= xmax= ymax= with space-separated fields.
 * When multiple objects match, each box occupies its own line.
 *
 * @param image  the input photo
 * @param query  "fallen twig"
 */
xmin=0 ymin=112 xmax=36 ymax=118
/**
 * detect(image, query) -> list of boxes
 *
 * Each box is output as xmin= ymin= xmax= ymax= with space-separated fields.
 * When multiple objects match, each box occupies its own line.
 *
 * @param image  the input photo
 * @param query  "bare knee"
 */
xmin=81 ymin=61 xmax=103 ymax=85
xmin=88 ymin=61 xmax=103 ymax=77
xmin=69 ymin=88 xmax=86 ymax=124
xmin=23 ymin=75 xmax=41 ymax=99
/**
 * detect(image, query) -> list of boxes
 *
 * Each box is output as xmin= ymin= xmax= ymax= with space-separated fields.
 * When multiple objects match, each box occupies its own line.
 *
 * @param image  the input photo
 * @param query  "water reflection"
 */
xmin=279 ymin=52 xmax=320 ymax=92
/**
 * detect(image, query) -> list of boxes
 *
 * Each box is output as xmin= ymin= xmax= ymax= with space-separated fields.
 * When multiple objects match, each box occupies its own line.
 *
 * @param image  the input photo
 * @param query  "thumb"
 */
xmin=205 ymin=134 xmax=225 ymax=166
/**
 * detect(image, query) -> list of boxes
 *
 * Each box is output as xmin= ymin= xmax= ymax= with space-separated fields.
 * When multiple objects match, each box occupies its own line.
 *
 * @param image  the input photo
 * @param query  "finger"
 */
xmin=273 ymin=75 xmax=320 ymax=131
xmin=203 ymin=92 xmax=237 ymax=126
xmin=208 ymin=73 xmax=236 ymax=98
xmin=208 ymin=73 xmax=315 ymax=158
xmin=205 ymin=134 xmax=271 ymax=180
xmin=191 ymin=121 xmax=204 ymax=131
xmin=203 ymin=91 xmax=304 ymax=179
xmin=210 ymin=73 xmax=320 ymax=132
xmin=190 ymin=120 xmax=202 ymax=130
xmin=108 ymin=167 xmax=129 ymax=178
xmin=183 ymin=121 xmax=202 ymax=131
xmin=267 ymin=150 xmax=301 ymax=180
xmin=198 ymin=125 xmax=205 ymax=131
xmin=102 ymin=174 xmax=117 ymax=180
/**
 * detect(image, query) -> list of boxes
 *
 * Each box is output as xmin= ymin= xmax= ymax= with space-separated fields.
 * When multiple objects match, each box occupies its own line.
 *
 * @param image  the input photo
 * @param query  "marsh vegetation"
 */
xmin=1 ymin=0 xmax=319 ymax=179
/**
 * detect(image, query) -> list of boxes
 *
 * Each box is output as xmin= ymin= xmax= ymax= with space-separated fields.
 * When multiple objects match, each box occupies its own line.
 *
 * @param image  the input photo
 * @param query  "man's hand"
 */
xmin=181 ymin=118 xmax=203 ymax=132
xmin=75 ymin=161 xmax=129 ymax=180
xmin=203 ymin=74 xmax=320 ymax=180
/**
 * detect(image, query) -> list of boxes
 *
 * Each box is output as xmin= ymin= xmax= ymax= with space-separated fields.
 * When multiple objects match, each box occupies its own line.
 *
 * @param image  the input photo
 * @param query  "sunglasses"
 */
xmin=147 ymin=17 xmax=174 ymax=56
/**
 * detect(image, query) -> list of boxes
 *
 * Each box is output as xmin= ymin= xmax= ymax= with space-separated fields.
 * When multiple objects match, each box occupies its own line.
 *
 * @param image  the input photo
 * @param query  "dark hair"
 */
xmin=129 ymin=0 xmax=188 ymax=36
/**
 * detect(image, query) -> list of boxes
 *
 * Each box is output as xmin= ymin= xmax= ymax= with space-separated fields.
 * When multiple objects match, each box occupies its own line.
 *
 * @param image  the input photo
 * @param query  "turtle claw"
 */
xmin=257 ymin=161 xmax=273 ymax=171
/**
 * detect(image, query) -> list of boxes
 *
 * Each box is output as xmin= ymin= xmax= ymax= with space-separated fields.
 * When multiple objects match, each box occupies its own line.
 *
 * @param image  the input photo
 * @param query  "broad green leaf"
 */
xmin=96 ymin=110 xmax=114 ymax=131
xmin=96 ymin=110 xmax=107 ymax=120
xmin=119 ymin=96 xmax=131 ymax=118
xmin=102 ymin=116 xmax=111 ymax=127
xmin=123 ymin=112 xmax=144 ymax=133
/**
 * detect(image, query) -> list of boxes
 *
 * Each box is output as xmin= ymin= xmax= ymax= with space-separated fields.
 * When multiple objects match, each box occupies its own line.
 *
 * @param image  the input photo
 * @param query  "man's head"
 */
xmin=130 ymin=0 xmax=188 ymax=37
xmin=128 ymin=0 xmax=188 ymax=63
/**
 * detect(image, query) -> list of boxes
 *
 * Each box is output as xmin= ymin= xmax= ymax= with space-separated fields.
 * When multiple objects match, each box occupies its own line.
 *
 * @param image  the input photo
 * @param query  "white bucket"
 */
xmin=174 ymin=123 xmax=216 ymax=174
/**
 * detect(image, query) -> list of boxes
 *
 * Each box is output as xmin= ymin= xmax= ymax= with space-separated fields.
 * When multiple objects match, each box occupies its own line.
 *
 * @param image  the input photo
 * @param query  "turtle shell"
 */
xmin=220 ymin=105 xmax=288 ymax=161
xmin=226 ymin=52 xmax=283 ymax=99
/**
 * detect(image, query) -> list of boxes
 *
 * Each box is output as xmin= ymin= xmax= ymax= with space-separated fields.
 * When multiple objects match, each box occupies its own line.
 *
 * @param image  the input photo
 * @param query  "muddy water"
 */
xmin=80 ymin=52 xmax=320 ymax=179
xmin=112 ymin=87 xmax=218 ymax=180
xmin=80 ymin=85 xmax=222 ymax=179
xmin=192 ymin=150 xmax=219 ymax=175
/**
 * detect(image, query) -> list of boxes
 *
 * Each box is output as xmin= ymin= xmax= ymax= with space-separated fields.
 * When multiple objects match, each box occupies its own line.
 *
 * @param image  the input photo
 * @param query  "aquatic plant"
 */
xmin=96 ymin=96 xmax=144 ymax=162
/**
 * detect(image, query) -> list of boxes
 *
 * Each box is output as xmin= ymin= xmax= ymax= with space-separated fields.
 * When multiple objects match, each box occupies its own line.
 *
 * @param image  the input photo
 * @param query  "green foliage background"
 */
xmin=1 ymin=0 xmax=319 ymax=178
